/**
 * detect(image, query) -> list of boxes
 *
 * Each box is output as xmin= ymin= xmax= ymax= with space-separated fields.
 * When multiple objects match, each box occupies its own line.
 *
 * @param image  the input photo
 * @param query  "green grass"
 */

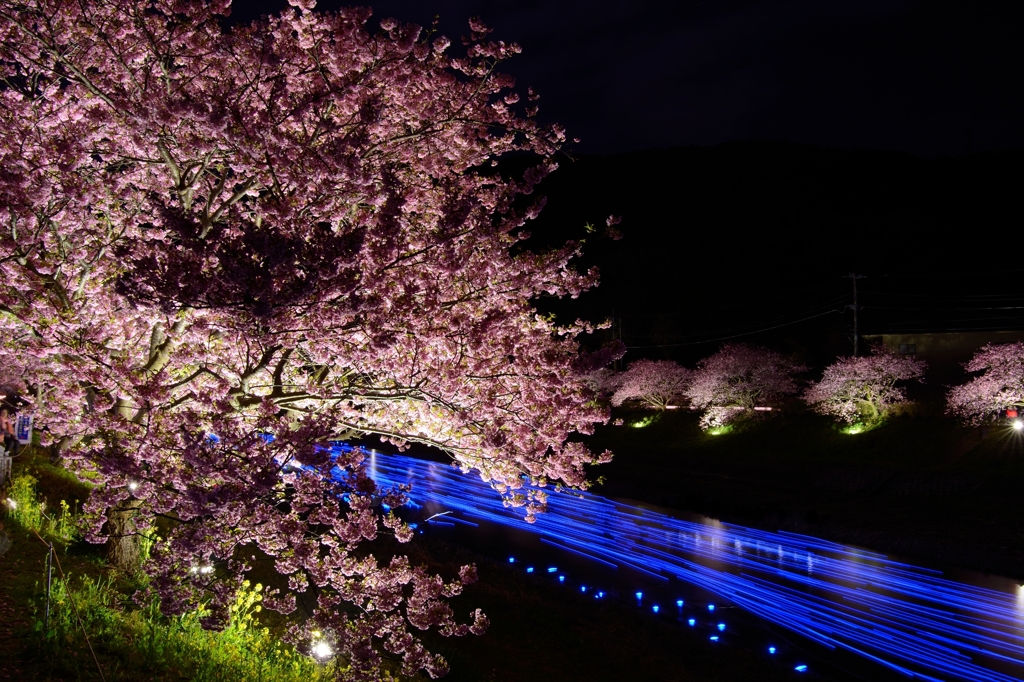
xmin=0 ymin=446 xmax=346 ymax=682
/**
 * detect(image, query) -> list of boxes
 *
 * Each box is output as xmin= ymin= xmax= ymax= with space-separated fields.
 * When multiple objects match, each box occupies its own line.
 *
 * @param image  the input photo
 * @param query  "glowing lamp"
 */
xmin=558 ymin=575 xmax=565 ymax=582
xmin=795 ymin=665 xmax=808 ymax=672
xmin=768 ymin=646 xmax=776 ymax=654
xmin=707 ymin=604 xmax=715 ymax=612
xmin=717 ymin=623 xmax=726 ymax=631
xmin=547 ymin=567 xmax=557 ymax=573
xmin=526 ymin=567 xmax=534 ymax=573
xmin=635 ymin=591 xmax=643 ymax=600
xmin=1014 ymin=420 xmax=1023 ymax=431
xmin=508 ymin=557 xmax=515 ymax=563
xmin=676 ymin=600 xmax=684 ymax=607
xmin=128 ymin=481 xmax=139 ymax=491
xmin=709 ymin=635 xmax=719 ymax=642
xmin=580 ymin=585 xmax=586 ymax=593
xmin=312 ymin=641 xmax=333 ymax=659
xmin=652 ymin=605 xmax=660 ymax=614
xmin=6 ymin=498 xmax=16 ymax=509
xmin=688 ymin=618 xmax=696 ymax=626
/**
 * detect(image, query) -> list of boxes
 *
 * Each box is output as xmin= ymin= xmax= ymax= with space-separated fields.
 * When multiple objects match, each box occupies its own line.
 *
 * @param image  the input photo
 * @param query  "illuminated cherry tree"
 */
xmin=803 ymin=349 xmax=925 ymax=424
xmin=684 ymin=344 xmax=804 ymax=429
xmin=610 ymin=359 xmax=692 ymax=410
xmin=0 ymin=0 xmax=611 ymax=677
xmin=947 ymin=342 xmax=1024 ymax=425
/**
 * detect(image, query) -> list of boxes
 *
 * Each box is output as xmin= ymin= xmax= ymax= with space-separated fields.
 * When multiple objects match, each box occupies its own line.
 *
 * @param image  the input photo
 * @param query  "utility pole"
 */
xmin=611 ymin=310 xmax=622 ymax=371
xmin=846 ymin=274 xmax=866 ymax=356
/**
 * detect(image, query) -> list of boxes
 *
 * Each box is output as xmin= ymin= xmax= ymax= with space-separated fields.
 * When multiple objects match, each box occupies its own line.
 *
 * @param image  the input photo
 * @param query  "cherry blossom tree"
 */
xmin=803 ymin=349 xmax=926 ymax=425
xmin=0 ymin=0 xmax=612 ymax=677
xmin=947 ymin=342 xmax=1024 ymax=425
xmin=609 ymin=359 xmax=692 ymax=410
xmin=683 ymin=344 xmax=804 ymax=429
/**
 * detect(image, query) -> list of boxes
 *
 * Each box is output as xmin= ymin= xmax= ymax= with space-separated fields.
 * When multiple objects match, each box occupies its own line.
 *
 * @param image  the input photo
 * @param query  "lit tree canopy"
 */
xmin=683 ymin=344 xmax=804 ymax=429
xmin=0 ymin=0 xmax=611 ymax=677
xmin=610 ymin=359 xmax=692 ymax=410
xmin=803 ymin=349 xmax=925 ymax=425
xmin=947 ymin=342 xmax=1024 ymax=425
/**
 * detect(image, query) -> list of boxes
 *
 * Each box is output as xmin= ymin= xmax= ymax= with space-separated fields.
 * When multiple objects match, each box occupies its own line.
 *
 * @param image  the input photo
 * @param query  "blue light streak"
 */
xmin=358 ymin=449 xmax=1024 ymax=682
xmin=795 ymin=664 xmax=808 ymax=672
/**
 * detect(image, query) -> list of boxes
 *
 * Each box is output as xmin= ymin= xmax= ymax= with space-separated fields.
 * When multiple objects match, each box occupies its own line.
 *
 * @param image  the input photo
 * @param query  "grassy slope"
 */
xmin=588 ymin=404 xmax=1024 ymax=578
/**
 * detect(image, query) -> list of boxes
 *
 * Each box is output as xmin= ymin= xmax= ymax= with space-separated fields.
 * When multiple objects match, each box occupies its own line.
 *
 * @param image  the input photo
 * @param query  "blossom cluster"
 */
xmin=601 ymin=345 xmax=805 ymax=429
xmin=803 ymin=349 xmax=926 ymax=424
xmin=610 ymin=359 xmax=693 ymax=410
xmin=0 ymin=1 xmax=611 ymax=677
xmin=947 ymin=342 xmax=1024 ymax=425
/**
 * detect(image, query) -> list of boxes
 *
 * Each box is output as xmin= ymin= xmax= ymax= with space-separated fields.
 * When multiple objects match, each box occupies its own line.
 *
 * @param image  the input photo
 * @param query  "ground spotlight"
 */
xmin=1013 ymin=420 xmax=1023 ymax=431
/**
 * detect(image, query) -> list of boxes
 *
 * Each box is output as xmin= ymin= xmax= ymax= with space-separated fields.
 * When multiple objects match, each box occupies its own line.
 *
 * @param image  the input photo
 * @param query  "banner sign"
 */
xmin=15 ymin=413 xmax=32 ymax=444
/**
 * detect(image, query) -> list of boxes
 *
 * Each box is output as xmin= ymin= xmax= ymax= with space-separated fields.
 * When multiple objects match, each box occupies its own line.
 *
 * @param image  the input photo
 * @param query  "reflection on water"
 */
xmin=348 ymin=448 xmax=1024 ymax=682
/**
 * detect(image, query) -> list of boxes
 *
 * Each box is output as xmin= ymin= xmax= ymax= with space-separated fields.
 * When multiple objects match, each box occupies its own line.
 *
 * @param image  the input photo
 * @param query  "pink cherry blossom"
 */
xmin=0 ymin=1 xmax=610 ymax=677
xmin=804 ymin=349 xmax=925 ymax=424
xmin=947 ymin=342 xmax=1024 ymax=425
xmin=684 ymin=344 xmax=805 ymax=429
xmin=610 ymin=359 xmax=693 ymax=410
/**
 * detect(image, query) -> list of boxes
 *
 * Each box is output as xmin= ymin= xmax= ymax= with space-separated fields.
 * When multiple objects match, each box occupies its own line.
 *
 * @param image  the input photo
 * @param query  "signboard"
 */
xmin=15 ymin=413 xmax=32 ymax=444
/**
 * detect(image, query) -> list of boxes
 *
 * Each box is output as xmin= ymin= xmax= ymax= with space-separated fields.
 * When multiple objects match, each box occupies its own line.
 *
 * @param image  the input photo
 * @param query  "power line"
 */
xmin=625 ymin=309 xmax=842 ymax=349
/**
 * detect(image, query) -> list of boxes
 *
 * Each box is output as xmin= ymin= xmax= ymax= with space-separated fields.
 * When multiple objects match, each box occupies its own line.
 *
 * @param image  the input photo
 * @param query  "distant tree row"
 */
xmin=595 ymin=342 xmax=1024 ymax=431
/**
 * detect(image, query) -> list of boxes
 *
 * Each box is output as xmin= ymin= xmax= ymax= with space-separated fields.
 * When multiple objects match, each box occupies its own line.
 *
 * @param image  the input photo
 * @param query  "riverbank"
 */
xmin=586 ymin=406 xmax=1024 ymax=580
xmin=0 ymin=445 xmax=824 ymax=681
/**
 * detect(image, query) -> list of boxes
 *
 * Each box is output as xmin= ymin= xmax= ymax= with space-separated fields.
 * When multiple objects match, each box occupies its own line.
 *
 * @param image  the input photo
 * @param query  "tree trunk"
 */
xmin=104 ymin=498 xmax=143 ymax=571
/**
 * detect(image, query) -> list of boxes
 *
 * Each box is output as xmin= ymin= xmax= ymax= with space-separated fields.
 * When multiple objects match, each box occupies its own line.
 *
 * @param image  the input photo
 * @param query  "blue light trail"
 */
xmin=353 ymin=449 xmax=1024 ymax=682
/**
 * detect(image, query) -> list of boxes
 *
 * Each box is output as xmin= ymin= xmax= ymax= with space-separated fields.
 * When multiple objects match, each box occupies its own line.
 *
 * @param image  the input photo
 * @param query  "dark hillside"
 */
xmin=521 ymin=142 xmax=1024 ymax=364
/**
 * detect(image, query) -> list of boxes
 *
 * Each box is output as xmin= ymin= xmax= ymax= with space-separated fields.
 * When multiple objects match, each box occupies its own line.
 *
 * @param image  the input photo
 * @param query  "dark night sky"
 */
xmin=237 ymin=0 xmax=1024 ymax=157
xmin=234 ymin=0 xmax=1024 ymax=358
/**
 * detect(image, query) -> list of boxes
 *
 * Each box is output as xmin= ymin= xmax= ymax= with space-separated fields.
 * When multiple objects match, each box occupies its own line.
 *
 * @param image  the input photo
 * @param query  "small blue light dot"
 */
xmin=547 ymin=567 xmax=557 ymax=573
xmin=597 ymin=591 xmax=604 ymax=598
xmin=707 ymin=604 xmax=715 ymax=611
xmin=526 ymin=567 xmax=534 ymax=573
xmin=635 ymin=591 xmax=643 ymax=600
xmin=688 ymin=618 xmax=696 ymax=626
xmin=709 ymin=636 xmax=719 ymax=642
xmin=558 ymin=575 xmax=565 ymax=582
xmin=652 ymin=605 xmax=659 ymax=613
xmin=676 ymin=599 xmax=684 ymax=607
xmin=508 ymin=557 xmax=515 ymax=563
xmin=580 ymin=586 xmax=586 ymax=593
xmin=768 ymin=647 xmax=776 ymax=654
xmin=795 ymin=665 xmax=808 ymax=673
xmin=717 ymin=623 xmax=725 ymax=631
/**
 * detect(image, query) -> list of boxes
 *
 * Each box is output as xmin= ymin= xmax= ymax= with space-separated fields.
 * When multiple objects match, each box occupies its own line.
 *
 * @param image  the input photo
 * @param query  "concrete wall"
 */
xmin=862 ymin=331 xmax=1024 ymax=381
